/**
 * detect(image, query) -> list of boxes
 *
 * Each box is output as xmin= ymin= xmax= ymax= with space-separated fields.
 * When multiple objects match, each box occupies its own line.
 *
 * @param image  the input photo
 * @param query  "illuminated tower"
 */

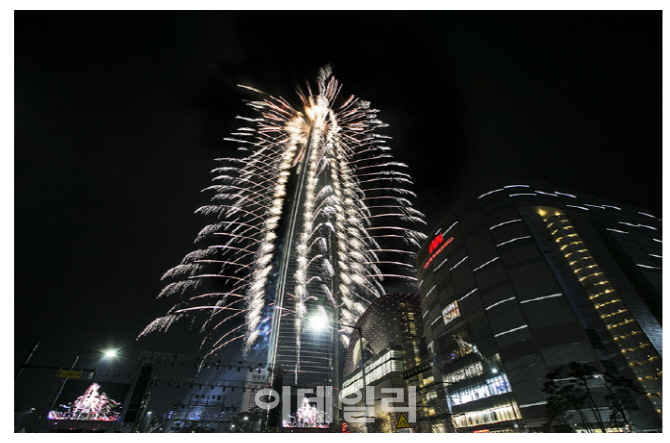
xmin=142 ymin=66 xmax=426 ymax=424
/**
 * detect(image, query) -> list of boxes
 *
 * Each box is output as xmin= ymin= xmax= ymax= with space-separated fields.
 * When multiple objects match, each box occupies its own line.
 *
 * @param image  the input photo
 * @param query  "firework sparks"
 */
xmin=142 ymin=66 xmax=426 ymax=374
xmin=48 ymin=383 xmax=121 ymax=422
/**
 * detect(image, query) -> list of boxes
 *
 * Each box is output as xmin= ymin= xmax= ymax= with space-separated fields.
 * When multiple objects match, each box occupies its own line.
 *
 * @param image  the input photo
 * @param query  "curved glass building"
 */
xmin=417 ymin=184 xmax=662 ymax=433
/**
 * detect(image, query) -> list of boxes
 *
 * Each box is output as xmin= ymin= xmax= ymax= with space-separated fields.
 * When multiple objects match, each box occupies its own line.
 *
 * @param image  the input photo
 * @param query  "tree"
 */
xmin=543 ymin=370 xmax=589 ymax=432
xmin=542 ymin=382 xmax=577 ymax=433
xmin=542 ymin=362 xmax=639 ymax=433
xmin=230 ymin=408 xmax=264 ymax=433
xmin=600 ymin=372 xmax=640 ymax=430
xmin=565 ymin=362 xmax=607 ymax=432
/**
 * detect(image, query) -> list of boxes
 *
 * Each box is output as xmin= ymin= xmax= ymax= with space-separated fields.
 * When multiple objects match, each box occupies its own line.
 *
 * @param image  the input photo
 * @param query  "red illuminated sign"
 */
xmin=429 ymin=233 xmax=444 ymax=254
xmin=423 ymin=235 xmax=454 ymax=269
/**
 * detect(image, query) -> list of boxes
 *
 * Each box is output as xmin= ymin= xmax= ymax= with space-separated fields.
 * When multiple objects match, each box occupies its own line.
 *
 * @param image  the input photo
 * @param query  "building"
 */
xmin=126 ymin=352 xmax=269 ymax=433
xmin=417 ymin=184 xmax=662 ymax=433
xmin=341 ymin=293 xmax=442 ymax=433
xmin=240 ymin=368 xmax=269 ymax=413
xmin=145 ymin=66 xmax=425 ymax=431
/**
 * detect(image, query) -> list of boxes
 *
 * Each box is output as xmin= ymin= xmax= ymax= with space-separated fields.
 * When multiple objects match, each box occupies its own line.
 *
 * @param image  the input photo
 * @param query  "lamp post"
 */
xmin=46 ymin=349 xmax=119 ymax=420
xmin=309 ymin=313 xmax=371 ymax=433
xmin=15 ymin=342 xmax=40 ymax=383
xmin=340 ymin=323 xmax=370 ymax=434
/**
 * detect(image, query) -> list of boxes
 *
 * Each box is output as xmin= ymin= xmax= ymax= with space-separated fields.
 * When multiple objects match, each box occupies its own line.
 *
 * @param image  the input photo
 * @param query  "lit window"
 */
xmin=444 ymin=362 xmax=484 ymax=383
xmin=442 ymin=301 xmax=461 ymax=325
xmin=450 ymin=374 xmax=512 ymax=406
xmin=453 ymin=404 xmax=520 ymax=428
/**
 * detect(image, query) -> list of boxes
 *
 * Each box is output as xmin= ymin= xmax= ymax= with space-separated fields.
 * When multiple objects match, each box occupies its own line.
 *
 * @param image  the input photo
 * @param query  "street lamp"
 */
xmin=340 ymin=323 xmax=370 ymax=434
xmin=309 ymin=314 xmax=370 ymax=433
xmin=47 ymin=349 xmax=119 ymax=416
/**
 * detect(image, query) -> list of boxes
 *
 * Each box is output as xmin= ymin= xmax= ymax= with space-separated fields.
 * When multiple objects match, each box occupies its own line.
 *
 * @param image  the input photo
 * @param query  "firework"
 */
xmin=48 ymin=383 xmax=121 ymax=422
xmin=141 ymin=66 xmax=425 ymax=382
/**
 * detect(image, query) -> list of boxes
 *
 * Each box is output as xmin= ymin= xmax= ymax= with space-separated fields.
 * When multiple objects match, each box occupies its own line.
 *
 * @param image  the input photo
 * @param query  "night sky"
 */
xmin=14 ymin=10 xmax=662 ymax=409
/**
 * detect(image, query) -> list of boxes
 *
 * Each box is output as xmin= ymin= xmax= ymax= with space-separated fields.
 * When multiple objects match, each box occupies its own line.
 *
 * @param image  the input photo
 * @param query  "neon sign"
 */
xmin=429 ymin=233 xmax=444 ymax=254
xmin=423 ymin=235 xmax=454 ymax=269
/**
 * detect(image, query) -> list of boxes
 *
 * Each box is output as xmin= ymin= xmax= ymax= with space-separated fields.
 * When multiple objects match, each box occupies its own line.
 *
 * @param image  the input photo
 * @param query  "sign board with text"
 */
xmin=56 ymin=370 xmax=83 ymax=379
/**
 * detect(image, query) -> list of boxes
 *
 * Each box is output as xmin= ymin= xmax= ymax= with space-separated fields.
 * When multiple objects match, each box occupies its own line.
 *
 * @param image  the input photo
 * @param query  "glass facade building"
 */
xmin=417 ymin=184 xmax=662 ymax=432
xmin=341 ymin=293 xmax=438 ymax=432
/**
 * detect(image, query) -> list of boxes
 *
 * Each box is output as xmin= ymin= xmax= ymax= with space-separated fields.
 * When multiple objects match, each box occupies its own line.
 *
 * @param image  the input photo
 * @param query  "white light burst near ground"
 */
xmin=141 ymin=66 xmax=426 ymax=364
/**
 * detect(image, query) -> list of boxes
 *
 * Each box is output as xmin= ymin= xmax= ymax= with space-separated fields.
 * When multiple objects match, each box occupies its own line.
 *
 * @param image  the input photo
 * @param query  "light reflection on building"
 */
xmin=417 ymin=184 xmax=662 ymax=433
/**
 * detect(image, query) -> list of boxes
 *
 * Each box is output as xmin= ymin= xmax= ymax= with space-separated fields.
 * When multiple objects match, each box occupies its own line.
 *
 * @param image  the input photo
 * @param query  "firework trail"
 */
xmin=141 ymin=66 xmax=426 ymax=374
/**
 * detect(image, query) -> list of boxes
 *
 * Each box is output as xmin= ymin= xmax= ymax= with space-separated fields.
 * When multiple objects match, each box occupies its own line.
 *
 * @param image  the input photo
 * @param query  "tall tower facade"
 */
xmin=417 ymin=184 xmax=662 ymax=432
xmin=143 ymin=67 xmax=425 ymax=426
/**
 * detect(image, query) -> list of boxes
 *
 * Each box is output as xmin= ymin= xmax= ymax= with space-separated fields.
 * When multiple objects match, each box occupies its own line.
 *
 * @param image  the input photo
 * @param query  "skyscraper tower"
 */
xmin=142 ymin=66 xmax=426 ymax=425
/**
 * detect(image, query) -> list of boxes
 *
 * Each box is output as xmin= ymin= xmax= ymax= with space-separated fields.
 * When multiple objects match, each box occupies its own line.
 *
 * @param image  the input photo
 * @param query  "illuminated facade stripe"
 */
xmin=534 ymin=190 xmax=558 ymax=197
xmin=496 ymin=236 xmax=531 ymax=248
xmin=449 ymin=256 xmax=468 ymax=271
xmin=458 ymin=287 xmax=478 ymax=302
xmin=472 ymin=257 xmax=499 ymax=272
xmin=619 ymin=221 xmax=657 ymax=230
xmin=636 ymin=263 xmax=660 ymax=270
xmin=477 ymin=189 xmax=503 ymax=199
xmin=430 ymin=315 xmax=443 ymax=326
xmin=519 ymin=293 xmax=562 ymax=304
xmin=518 ymin=401 xmax=547 ymax=408
xmin=443 ymin=221 xmax=459 ymax=235
xmin=606 ymin=228 xmax=629 ymax=234
xmin=509 ymin=193 xmax=536 ymax=197
xmin=489 ymin=219 xmax=522 ymax=230
xmin=494 ymin=324 xmax=528 ymax=338
xmin=485 ymin=296 xmax=516 ymax=311
xmin=434 ymin=257 xmax=449 ymax=271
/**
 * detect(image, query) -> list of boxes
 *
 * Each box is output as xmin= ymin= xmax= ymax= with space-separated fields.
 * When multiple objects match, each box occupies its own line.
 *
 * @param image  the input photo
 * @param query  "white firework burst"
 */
xmin=142 ymin=66 xmax=426 ymax=365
